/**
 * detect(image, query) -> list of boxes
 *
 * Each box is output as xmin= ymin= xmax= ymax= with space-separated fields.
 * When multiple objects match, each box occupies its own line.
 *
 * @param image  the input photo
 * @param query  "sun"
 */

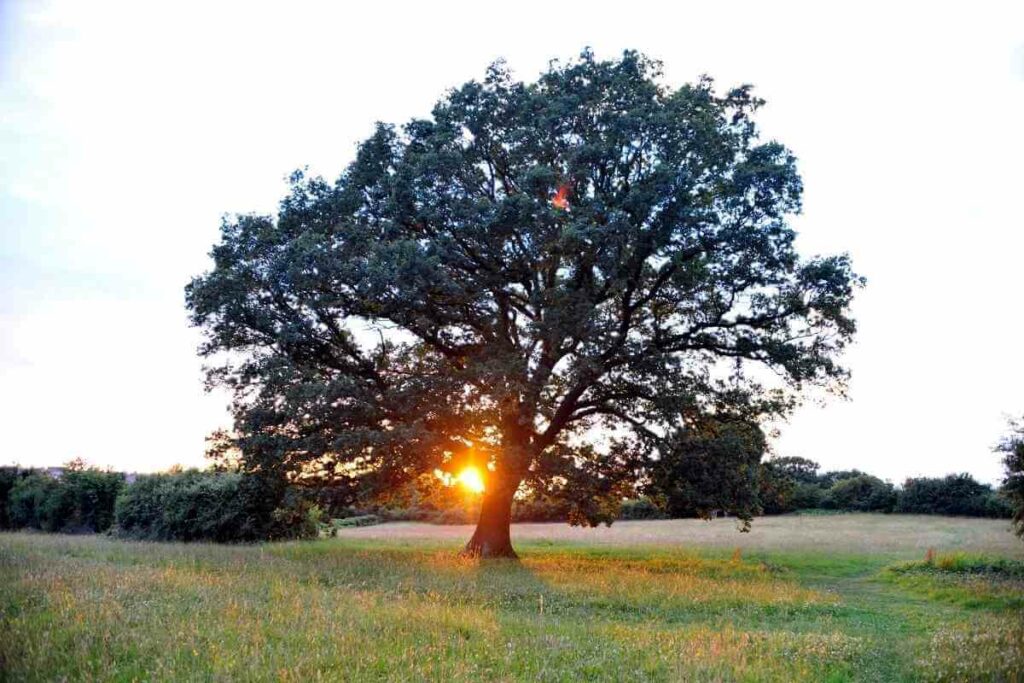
xmin=456 ymin=466 xmax=485 ymax=494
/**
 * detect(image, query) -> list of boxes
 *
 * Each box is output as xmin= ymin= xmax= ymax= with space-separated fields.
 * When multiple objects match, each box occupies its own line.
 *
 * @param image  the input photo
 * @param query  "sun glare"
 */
xmin=457 ymin=466 xmax=485 ymax=494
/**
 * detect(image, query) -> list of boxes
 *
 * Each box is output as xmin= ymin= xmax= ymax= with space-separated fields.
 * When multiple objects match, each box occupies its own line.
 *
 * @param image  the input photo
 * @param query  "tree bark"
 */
xmin=462 ymin=480 xmax=518 ymax=559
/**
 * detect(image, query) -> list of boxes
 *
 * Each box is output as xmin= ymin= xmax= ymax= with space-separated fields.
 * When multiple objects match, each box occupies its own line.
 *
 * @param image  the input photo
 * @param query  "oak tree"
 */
xmin=187 ymin=50 xmax=862 ymax=557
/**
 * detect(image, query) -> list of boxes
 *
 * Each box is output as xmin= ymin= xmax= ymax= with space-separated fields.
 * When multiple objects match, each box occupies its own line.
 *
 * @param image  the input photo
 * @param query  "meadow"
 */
xmin=2 ymin=515 xmax=1022 ymax=681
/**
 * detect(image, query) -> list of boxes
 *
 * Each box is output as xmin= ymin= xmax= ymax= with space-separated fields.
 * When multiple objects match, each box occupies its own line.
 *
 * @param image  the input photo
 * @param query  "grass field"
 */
xmin=2 ymin=515 xmax=1022 ymax=681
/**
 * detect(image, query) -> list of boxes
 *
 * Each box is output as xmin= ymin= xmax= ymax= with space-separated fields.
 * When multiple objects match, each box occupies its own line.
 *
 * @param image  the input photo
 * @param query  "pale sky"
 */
xmin=1 ymin=1 xmax=1022 ymax=483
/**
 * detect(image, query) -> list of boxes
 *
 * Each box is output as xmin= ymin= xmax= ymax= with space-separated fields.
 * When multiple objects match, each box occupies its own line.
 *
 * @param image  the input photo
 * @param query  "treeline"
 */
xmin=759 ymin=457 xmax=1012 ymax=518
xmin=0 ymin=464 xmax=322 ymax=541
xmin=0 ymin=464 xmax=123 ymax=533
xmin=336 ymin=462 xmax=1013 ymax=525
xmin=114 ymin=470 xmax=321 ymax=541
xmin=0 ymin=458 xmax=1013 ymax=542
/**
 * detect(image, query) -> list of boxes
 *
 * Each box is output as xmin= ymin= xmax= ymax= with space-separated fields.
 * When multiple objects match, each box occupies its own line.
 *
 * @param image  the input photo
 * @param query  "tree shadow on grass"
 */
xmin=273 ymin=539 xmax=843 ymax=630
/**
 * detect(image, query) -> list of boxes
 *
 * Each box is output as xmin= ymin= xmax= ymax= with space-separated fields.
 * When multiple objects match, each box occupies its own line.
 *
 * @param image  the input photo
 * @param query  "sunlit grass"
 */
xmin=2 ymin=526 xmax=1022 ymax=681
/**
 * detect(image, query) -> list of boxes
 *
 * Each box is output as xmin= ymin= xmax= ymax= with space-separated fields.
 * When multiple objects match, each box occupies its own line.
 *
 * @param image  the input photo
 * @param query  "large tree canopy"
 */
xmin=187 ymin=50 xmax=862 ymax=556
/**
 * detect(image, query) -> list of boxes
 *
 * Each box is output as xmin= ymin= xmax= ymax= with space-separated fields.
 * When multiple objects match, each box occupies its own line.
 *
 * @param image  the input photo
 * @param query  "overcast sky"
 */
xmin=1 ymin=1 xmax=1022 ymax=483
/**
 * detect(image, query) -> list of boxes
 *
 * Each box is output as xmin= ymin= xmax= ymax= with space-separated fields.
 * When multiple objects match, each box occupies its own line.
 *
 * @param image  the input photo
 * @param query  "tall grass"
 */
xmin=2 ymin=527 xmax=1022 ymax=681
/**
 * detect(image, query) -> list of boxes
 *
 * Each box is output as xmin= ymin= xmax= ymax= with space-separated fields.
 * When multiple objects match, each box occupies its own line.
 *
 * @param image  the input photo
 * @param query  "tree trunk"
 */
xmin=462 ymin=481 xmax=518 ymax=559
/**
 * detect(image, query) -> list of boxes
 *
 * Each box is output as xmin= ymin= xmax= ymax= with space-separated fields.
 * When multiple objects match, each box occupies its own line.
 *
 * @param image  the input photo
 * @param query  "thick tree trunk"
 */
xmin=462 ymin=481 xmax=518 ymax=559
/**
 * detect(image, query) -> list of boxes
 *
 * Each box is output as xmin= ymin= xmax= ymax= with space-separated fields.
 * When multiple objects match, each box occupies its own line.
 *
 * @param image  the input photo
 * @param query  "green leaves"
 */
xmin=996 ymin=417 xmax=1024 ymax=538
xmin=186 ymin=50 xmax=862 ymax=523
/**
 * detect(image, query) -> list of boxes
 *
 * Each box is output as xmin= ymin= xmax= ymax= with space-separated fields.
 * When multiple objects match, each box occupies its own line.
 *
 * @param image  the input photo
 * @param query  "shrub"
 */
xmin=433 ymin=508 xmax=474 ymax=525
xmin=512 ymin=496 xmax=568 ymax=523
xmin=61 ymin=469 xmax=124 ymax=532
xmin=332 ymin=514 xmax=382 ymax=529
xmin=897 ymin=474 xmax=1012 ymax=518
xmin=374 ymin=506 xmax=426 ymax=522
xmin=0 ymin=467 xmax=28 ymax=529
xmin=114 ymin=470 xmax=316 ymax=542
xmin=618 ymin=498 xmax=668 ymax=520
xmin=823 ymin=475 xmax=897 ymax=512
xmin=758 ymin=461 xmax=796 ymax=515
xmin=8 ymin=474 xmax=59 ymax=530
xmin=4 ymin=468 xmax=123 ymax=533
xmin=269 ymin=488 xmax=324 ymax=540
xmin=817 ymin=469 xmax=869 ymax=488
xmin=758 ymin=458 xmax=830 ymax=514
xmin=888 ymin=553 xmax=1024 ymax=579
xmin=790 ymin=482 xmax=825 ymax=510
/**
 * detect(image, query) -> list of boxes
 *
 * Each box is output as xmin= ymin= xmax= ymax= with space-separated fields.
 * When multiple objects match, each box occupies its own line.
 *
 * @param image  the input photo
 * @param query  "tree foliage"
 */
xmin=770 ymin=456 xmax=821 ymax=484
xmin=897 ymin=473 xmax=1011 ymax=518
xmin=4 ymin=466 xmax=123 ymax=533
xmin=822 ymin=474 xmax=897 ymax=512
xmin=113 ymin=470 xmax=318 ymax=542
xmin=0 ymin=467 xmax=30 ymax=529
xmin=186 ymin=50 xmax=862 ymax=551
xmin=997 ymin=417 xmax=1024 ymax=538
xmin=651 ymin=416 xmax=765 ymax=526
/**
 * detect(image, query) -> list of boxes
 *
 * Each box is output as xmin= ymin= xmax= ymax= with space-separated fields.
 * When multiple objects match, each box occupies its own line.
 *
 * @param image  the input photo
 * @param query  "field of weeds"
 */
xmin=1 ymin=516 xmax=1022 ymax=681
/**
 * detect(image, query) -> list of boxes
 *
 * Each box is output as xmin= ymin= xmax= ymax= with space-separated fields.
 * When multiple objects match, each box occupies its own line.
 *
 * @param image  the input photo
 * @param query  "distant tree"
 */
xmin=771 ymin=456 xmax=821 ymax=484
xmin=187 ymin=50 xmax=862 ymax=557
xmin=789 ymin=480 xmax=825 ymax=510
xmin=650 ymin=416 xmax=765 ymax=526
xmin=824 ymin=474 xmax=896 ymax=512
xmin=7 ymin=474 xmax=59 ymax=530
xmin=0 ymin=467 xmax=28 ymax=529
xmin=759 ymin=455 xmax=824 ymax=514
xmin=758 ymin=458 xmax=797 ymax=515
xmin=817 ymin=469 xmax=868 ymax=489
xmin=617 ymin=497 xmax=668 ymax=520
xmin=897 ymin=473 xmax=1010 ymax=518
xmin=64 ymin=457 xmax=87 ymax=472
xmin=4 ymin=467 xmax=123 ymax=533
xmin=997 ymin=417 xmax=1024 ymax=538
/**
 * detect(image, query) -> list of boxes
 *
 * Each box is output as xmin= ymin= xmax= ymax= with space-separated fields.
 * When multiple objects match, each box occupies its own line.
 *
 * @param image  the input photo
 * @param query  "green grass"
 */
xmin=1 ymin=522 xmax=1023 ymax=681
xmin=882 ymin=553 xmax=1024 ymax=611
